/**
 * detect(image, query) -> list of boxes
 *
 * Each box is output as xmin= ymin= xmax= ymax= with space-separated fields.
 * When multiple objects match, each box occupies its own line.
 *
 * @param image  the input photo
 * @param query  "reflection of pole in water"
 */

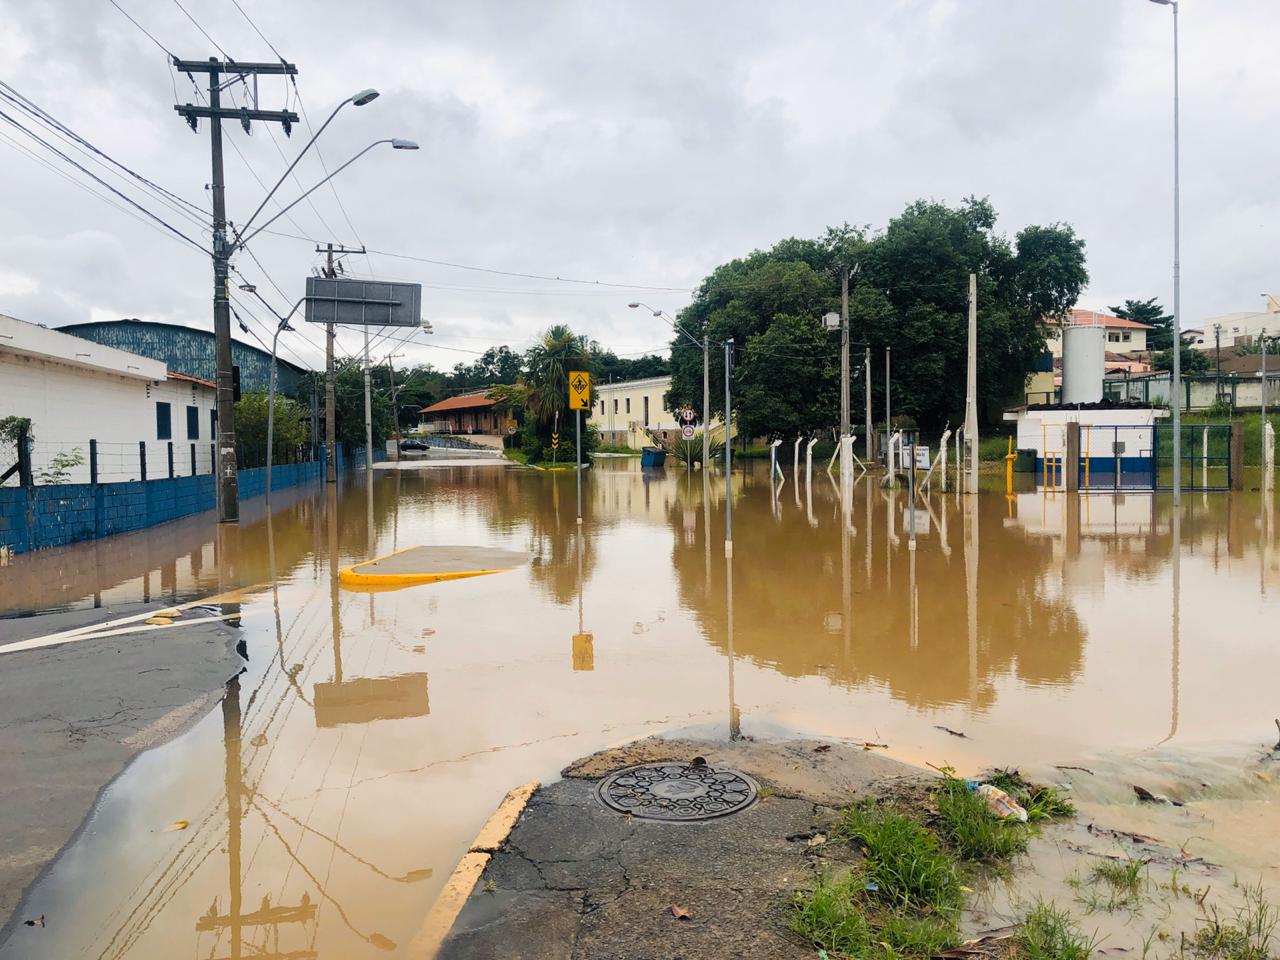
xmin=1165 ymin=508 xmax=1181 ymax=743
xmin=963 ymin=493 xmax=979 ymax=704
xmin=702 ymin=470 xmax=712 ymax=597
xmin=726 ymin=552 xmax=740 ymax=740
xmin=842 ymin=481 xmax=851 ymax=659
xmin=222 ymin=674 xmax=243 ymax=960
xmin=572 ymin=531 xmax=593 ymax=670
xmin=865 ymin=473 xmax=873 ymax=578
xmin=328 ymin=485 xmax=343 ymax=684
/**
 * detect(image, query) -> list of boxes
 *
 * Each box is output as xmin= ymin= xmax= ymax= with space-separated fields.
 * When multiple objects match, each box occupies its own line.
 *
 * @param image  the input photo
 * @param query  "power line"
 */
xmin=258 ymin=227 xmax=695 ymax=293
xmin=0 ymin=107 xmax=209 ymax=255
xmin=170 ymin=0 xmax=229 ymax=59
xmin=0 ymin=81 xmax=210 ymax=228
xmin=226 ymin=0 xmax=286 ymax=60
xmin=107 ymin=0 xmax=176 ymax=58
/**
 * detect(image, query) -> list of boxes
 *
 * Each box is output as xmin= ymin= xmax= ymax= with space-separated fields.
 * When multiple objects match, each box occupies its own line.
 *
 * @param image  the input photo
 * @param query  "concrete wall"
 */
xmin=0 ymin=445 xmax=380 ymax=555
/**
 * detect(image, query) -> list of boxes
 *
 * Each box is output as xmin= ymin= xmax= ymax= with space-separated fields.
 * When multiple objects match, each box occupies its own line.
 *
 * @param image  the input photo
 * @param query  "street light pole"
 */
xmin=1151 ymin=0 xmax=1181 ymax=504
xmin=724 ymin=339 xmax=733 ymax=558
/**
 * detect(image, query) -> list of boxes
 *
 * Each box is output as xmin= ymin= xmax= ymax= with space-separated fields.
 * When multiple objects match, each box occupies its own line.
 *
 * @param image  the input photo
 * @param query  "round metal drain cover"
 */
xmin=596 ymin=762 xmax=759 ymax=822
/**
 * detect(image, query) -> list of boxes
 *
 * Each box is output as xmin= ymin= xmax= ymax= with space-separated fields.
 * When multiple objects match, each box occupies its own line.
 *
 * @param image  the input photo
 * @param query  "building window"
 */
xmin=613 ymin=399 xmax=619 ymax=414
xmin=1122 ymin=331 xmax=1131 ymax=342
xmin=643 ymin=396 xmax=650 ymax=425
xmin=1108 ymin=332 xmax=1121 ymax=343
xmin=625 ymin=398 xmax=631 ymax=414
xmin=156 ymin=402 xmax=172 ymax=440
xmin=210 ymin=408 xmax=217 ymax=439
xmin=186 ymin=405 xmax=200 ymax=439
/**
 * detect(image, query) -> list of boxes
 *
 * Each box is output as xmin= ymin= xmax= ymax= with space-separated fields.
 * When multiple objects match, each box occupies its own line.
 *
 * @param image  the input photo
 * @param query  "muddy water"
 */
xmin=1 ymin=460 xmax=1278 ymax=958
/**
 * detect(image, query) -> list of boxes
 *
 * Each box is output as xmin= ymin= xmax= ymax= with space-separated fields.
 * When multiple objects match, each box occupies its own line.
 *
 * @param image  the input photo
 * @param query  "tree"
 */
xmin=1152 ymin=344 xmax=1209 ymax=374
xmin=590 ymin=347 xmax=670 ymax=383
xmin=670 ymin=198 xmax=1089 ymax=435
xmin=446 ymin=346 xmax=523 ymax=390
xmin=736 ymin=313 xmax=838 ymax=438
xmin=235 ymin=391 xmax=310 ymax=467
xmin=520 ymin=325 xmax=597 ymax=463
xmin=332 ymin=360 xmax=394 ymax=449
xmin=1110 ymin=297 xmax=1173 ymax=351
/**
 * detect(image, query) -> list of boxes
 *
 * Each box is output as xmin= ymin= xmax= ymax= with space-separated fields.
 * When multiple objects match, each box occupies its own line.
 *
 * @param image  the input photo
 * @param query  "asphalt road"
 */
xmin=0 ymin=603 xmax=243 ymax=938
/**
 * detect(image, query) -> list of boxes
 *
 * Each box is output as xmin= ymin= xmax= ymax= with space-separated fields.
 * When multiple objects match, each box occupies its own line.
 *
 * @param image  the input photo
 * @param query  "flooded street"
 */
xmin=2 ymin=459 xmax=1279 ymax=958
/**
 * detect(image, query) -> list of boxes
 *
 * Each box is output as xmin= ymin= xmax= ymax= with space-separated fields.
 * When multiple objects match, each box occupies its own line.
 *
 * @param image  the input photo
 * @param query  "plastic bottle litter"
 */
xmin=972 ymin=783 xmax=1028 ymax=822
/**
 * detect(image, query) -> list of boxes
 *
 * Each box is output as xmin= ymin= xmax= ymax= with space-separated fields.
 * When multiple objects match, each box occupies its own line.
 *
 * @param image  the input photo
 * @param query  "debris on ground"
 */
xmin=935 ymin=725 xmax=969 ymax=738
xmin=162 ymin=819 xmax=189 ymax=832
xmin=1133 ymin=784 xmax=1184 ymax=806
xmin=670 ymin=904 xmax=692 ymax=921
xmin=1054 ymin=764 xmax=1095 ymax=776
xmin=22 ymin=915 xmax=45 ymax=928
xmin=974 ymin=782 xmax=1029 ymax=822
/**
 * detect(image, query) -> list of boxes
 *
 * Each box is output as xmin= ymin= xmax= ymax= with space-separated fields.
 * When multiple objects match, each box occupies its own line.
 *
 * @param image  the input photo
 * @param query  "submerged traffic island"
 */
xmin=427 ymin=736 xmax=1278 ymax=960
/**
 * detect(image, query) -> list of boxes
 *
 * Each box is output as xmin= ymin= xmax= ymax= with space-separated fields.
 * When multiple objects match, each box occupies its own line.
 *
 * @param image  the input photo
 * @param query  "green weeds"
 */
xmin=836 ymin=803 xmax=963 ymax=910
xmin=1183 ymin=883 xmax=1278 ymax=960
xmin=1017 ymin=899 xmax=1098 ymax=960
xmin=986 ymin=769 xmax=1077 ymax=822
xmin=1073 ymin=858 xmax=1147 ymax=913
xmin=791 ymin=772 xmax=1077 ymax=958
xmin=934 ymin=777 xmax=1030 ymax=862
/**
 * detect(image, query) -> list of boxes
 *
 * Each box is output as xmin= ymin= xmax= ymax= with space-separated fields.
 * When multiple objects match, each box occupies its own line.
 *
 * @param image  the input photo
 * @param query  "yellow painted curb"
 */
xmin=410 ymin=780 xmax=539 ymax=959
xmin=338 ymin=566 xmax=514 ymax=589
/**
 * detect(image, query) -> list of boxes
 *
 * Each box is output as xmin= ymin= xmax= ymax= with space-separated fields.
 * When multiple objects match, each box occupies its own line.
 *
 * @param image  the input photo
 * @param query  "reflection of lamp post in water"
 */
xmin=726 ymin=550 xmax=741 ymax=740
xmin=964 ymin=494 xmax=979 ymax=704
xmin=1161 ymin=509 xmax=1181 ymax=744
xmin=572 ymin=532 xmax=593 ymax=670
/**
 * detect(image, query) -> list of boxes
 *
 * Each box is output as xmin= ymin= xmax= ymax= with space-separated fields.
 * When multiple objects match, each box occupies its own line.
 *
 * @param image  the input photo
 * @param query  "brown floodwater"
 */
xmin=1 ymin=459 xmax=1278 ymax=958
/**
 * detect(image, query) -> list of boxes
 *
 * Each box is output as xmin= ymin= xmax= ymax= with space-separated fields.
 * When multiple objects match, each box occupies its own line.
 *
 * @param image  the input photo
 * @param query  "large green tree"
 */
xmin=668 ymin=198 xmax=1088 ymax=434
xmin=1110 ymin=297 xmax=1173 ymax=351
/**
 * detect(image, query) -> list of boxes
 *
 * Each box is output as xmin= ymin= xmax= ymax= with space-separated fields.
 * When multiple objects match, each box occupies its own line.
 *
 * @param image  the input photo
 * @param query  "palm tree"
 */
xmin=524 ymin=324 xmax=591 ymax=427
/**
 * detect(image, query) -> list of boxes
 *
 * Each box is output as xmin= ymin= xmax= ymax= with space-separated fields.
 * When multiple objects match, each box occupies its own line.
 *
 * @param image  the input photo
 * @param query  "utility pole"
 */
xmin=318 ymin=243 xmax=366 ymax=481
xmin=884 ymin=346 xmax=891 ymax=457
xmin=864 ymin=347 xmax=873 ymax=463
xmin=963 ymin=272 xmax=980 ymax=494
xmin=174 ymin=58 xmax=298 ymax=523
xmin=385 ymin=352 xmax=404 ymax=457
xmin=1214 ymin=324 xmax=1222 ymax=400
xmin=702 ymin=335 xmax=710 ymax=472
xmin=363 ymin=325 xmax=374 ymax=484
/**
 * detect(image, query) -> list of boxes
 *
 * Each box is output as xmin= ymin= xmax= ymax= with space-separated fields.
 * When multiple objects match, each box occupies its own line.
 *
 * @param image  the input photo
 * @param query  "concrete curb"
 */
xmin=409 ymin=780 xmax=539 ymax=959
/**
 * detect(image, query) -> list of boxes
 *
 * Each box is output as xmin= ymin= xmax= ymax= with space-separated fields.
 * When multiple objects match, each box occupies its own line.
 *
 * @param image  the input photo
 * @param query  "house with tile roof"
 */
xmin=1045 ymin=309 xmax=1152 ymax=358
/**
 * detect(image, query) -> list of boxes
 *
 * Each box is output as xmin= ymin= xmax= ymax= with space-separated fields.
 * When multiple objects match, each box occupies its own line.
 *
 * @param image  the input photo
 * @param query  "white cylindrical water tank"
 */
xmin=1061 ymin=324 xmax=1105 ymax=404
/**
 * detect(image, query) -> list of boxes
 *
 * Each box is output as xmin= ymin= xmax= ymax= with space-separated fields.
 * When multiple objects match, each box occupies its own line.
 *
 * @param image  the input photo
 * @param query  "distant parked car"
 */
xmin=400 ymin=439 xmax=428 ymax=451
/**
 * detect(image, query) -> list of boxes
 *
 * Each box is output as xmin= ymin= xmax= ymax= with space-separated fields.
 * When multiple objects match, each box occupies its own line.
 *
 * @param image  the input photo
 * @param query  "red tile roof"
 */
xmin=420 ymin=391 xmax=496 ymax=414
xmin=1047 ymin=309 xmax=1153 ymax=330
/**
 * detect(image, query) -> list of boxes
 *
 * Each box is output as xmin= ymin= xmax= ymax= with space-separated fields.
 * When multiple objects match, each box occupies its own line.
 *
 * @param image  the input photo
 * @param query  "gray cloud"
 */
xmin=1 ymin=0 xmax=1277 ymax=372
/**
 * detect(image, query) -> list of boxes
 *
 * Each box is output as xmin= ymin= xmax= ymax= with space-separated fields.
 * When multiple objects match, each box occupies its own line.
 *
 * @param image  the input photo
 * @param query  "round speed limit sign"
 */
xmin=681 ymin=425 xmax=695 ymax=440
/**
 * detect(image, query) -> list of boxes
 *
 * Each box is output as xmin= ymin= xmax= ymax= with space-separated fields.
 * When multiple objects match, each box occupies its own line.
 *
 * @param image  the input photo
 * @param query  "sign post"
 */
xmin=569 ymin=371 xmax=591 ymax=525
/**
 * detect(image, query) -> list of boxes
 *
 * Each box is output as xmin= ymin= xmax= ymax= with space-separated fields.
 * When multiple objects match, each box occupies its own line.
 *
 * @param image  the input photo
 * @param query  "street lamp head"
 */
xmin=238 ymin=283 xmax=257 ymax=292
xmin=1148 ymin=0 xmax=1175 ymax=5
xmin=628 ymin=302 xmax=640 ymax=309
xmin=351 ymin=88 xmax=380 ymax=107
xmin=391 ymin=138 xmax=419 ymax=150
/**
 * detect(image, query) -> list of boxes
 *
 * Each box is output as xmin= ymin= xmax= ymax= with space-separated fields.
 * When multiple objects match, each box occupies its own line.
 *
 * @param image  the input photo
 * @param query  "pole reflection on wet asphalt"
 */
xmin=2 ymin=462 xmax=1279 ymax=958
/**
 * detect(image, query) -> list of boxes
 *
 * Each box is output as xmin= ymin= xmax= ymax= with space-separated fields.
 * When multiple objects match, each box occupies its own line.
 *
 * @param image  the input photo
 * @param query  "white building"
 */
xmin=1186 ymin=297 xmax=1280 ymax=351
xmin=594 ymin=375 xmax=681 ymax=448
xmin=1 ymin=314 xmax=217 ymax=484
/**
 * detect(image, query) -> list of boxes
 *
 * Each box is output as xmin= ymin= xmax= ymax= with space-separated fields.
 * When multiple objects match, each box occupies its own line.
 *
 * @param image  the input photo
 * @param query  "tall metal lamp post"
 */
xmin=629 ymin=302 xmax=708 ymax=472
xmin=1150 ymin=0 xmax=1182 ymax=505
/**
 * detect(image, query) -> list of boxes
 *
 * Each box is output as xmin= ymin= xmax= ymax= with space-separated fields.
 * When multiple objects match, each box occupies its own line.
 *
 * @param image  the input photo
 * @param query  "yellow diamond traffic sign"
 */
xmin=568 ymin=370 xmax=591 ymax=410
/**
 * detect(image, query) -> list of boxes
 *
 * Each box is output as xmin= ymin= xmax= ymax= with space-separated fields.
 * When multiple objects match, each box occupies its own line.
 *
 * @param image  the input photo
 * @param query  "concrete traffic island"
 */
xmin=427 ymin=737 xmax=935 ymax=960
xmin=339 ymin=545 xmax=529 ymax=590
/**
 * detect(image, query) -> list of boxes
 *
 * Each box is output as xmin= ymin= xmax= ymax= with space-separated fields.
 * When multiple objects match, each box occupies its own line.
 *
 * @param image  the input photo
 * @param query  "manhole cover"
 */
xmin=596 ymin=761 xmax=759 ymax=822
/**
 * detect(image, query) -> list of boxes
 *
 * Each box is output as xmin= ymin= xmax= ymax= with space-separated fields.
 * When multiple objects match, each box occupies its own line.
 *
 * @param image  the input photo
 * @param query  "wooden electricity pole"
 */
xmin=174 ymin=58 xmax=299 ymax=521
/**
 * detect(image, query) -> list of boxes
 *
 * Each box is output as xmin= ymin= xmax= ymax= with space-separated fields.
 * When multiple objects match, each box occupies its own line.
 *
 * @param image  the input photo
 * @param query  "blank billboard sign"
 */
xmin=304 ymin=277 xmax=422 ymax=327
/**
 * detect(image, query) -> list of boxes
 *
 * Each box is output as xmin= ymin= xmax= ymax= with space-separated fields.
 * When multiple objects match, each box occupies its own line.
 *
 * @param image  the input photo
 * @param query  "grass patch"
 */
xmin=1017 ymin=899 xmax=1097 ymax=960
xmin=934 ymin=777 xmax=1030 ymax=862
xmin=836 ymin=802 xmax=963 ymax=911
xmin=1071 ymin=857 xmax=1146 ymax=913
xmin=789 ymin=872 xmax=872 ymax=957
xmin=503 ymin=449 xmax=529 ymax=465
xmin=1183 ymin=883 xmax=1279 ymax=960
xmin=787 ymin=870 xmax=958 ymax=959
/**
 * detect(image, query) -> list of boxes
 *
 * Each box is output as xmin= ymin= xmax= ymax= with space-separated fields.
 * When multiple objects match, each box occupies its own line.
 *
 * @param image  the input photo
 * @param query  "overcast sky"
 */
xmin=2 ymin=0 xmax=1277 ymax=373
